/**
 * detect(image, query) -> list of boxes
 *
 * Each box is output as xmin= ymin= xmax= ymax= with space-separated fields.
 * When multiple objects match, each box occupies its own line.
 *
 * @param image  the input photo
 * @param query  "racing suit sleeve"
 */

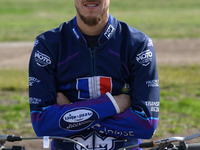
xmin=93 ymin=37 xmax=160 ymax=139
xmin=29 ymin=38 xmax=121 ymax=137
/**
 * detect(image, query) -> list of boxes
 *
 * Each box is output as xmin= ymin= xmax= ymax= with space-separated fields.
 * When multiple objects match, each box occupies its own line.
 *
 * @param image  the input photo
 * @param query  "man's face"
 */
xmin=74 ymin=0 xmax=110 ymax=26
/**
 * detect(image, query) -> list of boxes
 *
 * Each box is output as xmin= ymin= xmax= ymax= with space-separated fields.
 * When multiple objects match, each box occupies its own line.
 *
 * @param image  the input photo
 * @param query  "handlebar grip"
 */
xmin=187 ymin=143 xmax=200 ymax=150
xmin=2 ymin=146 xmax=25 ymax=150
xmin=0 ymin=135 xmax=22 ymax=142
xmin=139 ymin=141 xmax=156 ymax=148
xmin=7 ymin=135 xmax=22 ymax=142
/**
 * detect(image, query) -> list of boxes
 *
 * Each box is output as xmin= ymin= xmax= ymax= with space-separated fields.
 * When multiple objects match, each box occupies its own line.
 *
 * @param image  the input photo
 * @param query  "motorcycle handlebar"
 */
xmin=186 ymin=143 xmax=200 ymax=150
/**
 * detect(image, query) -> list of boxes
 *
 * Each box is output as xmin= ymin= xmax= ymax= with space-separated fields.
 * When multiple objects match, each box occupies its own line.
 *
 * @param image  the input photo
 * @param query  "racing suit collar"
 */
xmin=71 ymin=14 xmax=117 ymax=47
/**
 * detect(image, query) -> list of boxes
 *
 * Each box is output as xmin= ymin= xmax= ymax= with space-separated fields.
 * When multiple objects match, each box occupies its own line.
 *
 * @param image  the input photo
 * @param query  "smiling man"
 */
xmin=29 ymin=0 xmax=160 ymax=150
xmin=76 ymin=0 xmax=109 ymax=27
xmin=74 ymin=0 xmax=110 ymax=45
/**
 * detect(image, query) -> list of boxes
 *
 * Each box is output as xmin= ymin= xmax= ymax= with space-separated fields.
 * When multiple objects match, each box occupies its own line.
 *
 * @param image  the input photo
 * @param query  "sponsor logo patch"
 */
xmin=97 ymin=125 xmax=134 ymax=137
xmin=147 ymin=38 xmax=153 ymax=47
xmin=60 ymin=108 xmax=98 ymax=131
xmin=34 ymin=51 xmax=51 ymax=67
xmin=136 ymin=50 xmax=153 ymax=66
xmin=146 ymin=79 xmax=159 ymax=87
xmin=121 ymin=83 xmax=130 ymax=94
xmin=145 ymin=101 xmax=160 ymax=112
xmin=29 ymin=77 xmax=41 ymax=86
xmin=104 ymin=24 xmax=115 ymax=39
xmin=29 ymin=97 xmax=42 ymax=105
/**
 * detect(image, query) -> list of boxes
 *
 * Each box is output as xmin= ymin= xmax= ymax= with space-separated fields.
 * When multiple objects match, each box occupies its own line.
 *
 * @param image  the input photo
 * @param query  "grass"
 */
xmin=156 ymin=65 xmax=200 ymax=137
xmin=0 ymin=69 xmax=32 ymax=135
xmin=0 ymin=69 xmax=28 ymax=91
xmin=0 ymin=0 xmax=200 ymax=41
xmin=111 ymin=0 xmax=200 ymax=39
xmin=0 ymin=91 xmax=34 ymax=136
xmin=0 ymin=65 xmax=200 ymax=137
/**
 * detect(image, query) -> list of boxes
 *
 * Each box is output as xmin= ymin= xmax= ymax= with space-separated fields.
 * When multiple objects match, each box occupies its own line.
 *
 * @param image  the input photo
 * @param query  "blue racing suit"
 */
xmin=29 ymin=14 xmax=160 ymax=150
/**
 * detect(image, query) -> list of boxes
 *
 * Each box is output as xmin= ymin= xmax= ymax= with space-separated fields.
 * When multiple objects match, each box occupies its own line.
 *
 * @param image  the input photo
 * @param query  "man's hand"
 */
xmin=57 ymin=92 xmax=71 ymax=105
xmin=57 ymin=92 xmax=131 ymax=113
xmin=113 ymin=94 xmax=131 ymax=113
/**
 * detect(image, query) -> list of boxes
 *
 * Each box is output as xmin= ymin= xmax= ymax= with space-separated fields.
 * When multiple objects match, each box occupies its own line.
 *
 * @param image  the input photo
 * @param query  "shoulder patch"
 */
xmin=136 ymin=50 xmax=153 ymax=66
xmin=34 ymin=51 xmax=51 ymax=67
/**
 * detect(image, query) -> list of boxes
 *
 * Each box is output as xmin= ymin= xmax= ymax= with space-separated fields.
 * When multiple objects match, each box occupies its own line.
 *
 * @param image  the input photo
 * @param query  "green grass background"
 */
xmin=0 ymin=0 xmax=200 ymax=138
xmin=0 ymin=0 xmax=200 ymax=41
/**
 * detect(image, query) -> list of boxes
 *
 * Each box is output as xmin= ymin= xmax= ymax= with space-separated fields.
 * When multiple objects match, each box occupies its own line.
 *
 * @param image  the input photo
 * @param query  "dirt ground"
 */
xmin=1 ymin=39 xmax=200 ymax=149
xmin=0 ymin=39 xmax=200 ymax=70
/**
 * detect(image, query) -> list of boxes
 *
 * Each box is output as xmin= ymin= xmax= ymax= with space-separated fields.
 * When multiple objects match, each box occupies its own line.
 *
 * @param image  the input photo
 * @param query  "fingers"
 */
xmin=113 ymin=94 xmax=131 ymax=113
xmin=57 ymin=92 xmax=71 ymax=105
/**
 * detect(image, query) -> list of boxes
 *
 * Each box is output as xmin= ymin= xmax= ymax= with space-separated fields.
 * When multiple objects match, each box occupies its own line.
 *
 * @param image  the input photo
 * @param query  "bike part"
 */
xmin=2 ymin=146 xmax=25 ymax=150
xmin=0 ymin=135 xmax=88 ymax=150
xmin=118 ymin=132 xmax=200 ymax=150
xmin=180 ymin=141 xmax=200 ymax=150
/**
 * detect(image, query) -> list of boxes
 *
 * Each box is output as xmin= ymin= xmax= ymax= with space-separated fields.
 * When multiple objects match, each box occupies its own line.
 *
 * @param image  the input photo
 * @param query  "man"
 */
xmin=29 ymin=0 xmax=160 ymax=149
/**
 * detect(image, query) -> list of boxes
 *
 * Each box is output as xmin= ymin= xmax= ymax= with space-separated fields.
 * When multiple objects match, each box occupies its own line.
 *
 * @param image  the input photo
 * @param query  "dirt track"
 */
xmin=154 ymin=39 xmax=200 ymax=65
xmin=0 ymin=39 xmax=200 ymax=70
xmin=1 ymin=39 xmax=200 ymax=149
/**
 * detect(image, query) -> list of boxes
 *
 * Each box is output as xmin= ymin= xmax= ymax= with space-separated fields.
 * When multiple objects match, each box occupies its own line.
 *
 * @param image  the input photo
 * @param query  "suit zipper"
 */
xmin=91 ymin=48 xmax=95 ymax=74
xmin=90 ymin=48 xmax=97 ymax=99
